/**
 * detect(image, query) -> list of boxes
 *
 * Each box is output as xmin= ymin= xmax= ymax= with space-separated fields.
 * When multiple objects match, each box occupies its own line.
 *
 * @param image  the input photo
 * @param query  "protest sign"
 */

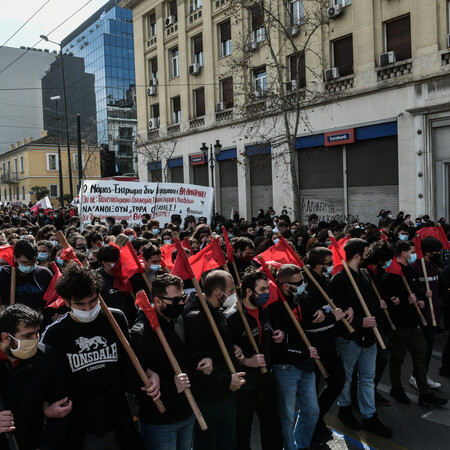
xmin=79 ymin=180 xmax=213 ymax=227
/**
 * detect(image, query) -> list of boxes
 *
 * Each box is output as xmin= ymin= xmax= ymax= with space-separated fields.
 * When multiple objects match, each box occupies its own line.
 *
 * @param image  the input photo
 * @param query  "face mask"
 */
xmin=163 ymin=239 xmax=172 ymax=245
xmin=37 ymin=253 xmax=48 ymax=261
xmin=152 ymin=228 xmax=160 ymax=235
xmin=355 ymin=225 xmax=360 ymax=229
xmin=253 ymin=292 xmax=270 ymax=307
xmin=408 ymin=253 xmax=417 ymax=264
xmin=270 ymin=215 xmax=275 ymax=219
xmin=18 ymin=263 xmax=36 ymax=274
xmin=150 ymin=264 xmax=161 ymax=272
xmin=71 ymin=301 xmax=101 ymax=323
xmin=216 ymin=226 xmax=220 ymax=232
xmin=273 ymin=238 xmax=280 ymax=245
xmin=388 ymin=214 xmax=392 ymax=219
xmin=39 ymin=213 xmax=44 ymax=217
xmin=293 ymin=283 xmax=306 ymax=296
xmin=323 ymin=265 xmax=334 ymax=275
xmin=228 ymin=233 xmax=233 ymax=238
xmin=25 ymin=212 xmax=30 ymax=216
xmin=382 ymin=259 xmax=392 ymax=269
xmin=221 ymin=292 xmax=237 ymax=309
xmin=56 ymin=257 xmax=64 ymax=266
xmin=20 ymin=235 xmax=26 ymax=239
xmin=108 ymin=262 xmax=115 ymax=269
xmin=49 ymin=240 xmax=57 ymax=246
xmin=77 ymin=245 xmax=87 ymax=252
xmin=431 ymin=254 xmax=441 ymax=265
xmin=8 ymin=335 xmax=38 ymax=360
xmin=416 ymin=222 xmax=422 ymax=227
xmin=399 ymin=234 xmax=408 ymax=241
xmin=162 ymin=303 xmax=185 ymax=319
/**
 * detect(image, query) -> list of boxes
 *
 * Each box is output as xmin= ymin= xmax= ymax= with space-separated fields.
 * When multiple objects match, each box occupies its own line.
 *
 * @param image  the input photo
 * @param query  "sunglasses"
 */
xmin=286 ymin=280 xmax=304 ymax=286
xmin=159 ymin=292 xmax=188 ymax=305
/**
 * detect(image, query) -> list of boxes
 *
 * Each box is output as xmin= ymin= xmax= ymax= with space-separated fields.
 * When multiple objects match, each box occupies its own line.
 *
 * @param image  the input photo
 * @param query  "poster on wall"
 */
xmin=79 ymin=180 xmax=213 ymax=227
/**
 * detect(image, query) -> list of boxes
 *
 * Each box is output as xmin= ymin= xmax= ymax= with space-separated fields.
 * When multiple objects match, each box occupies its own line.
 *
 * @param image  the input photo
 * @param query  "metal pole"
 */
xmin=77 ymin=114 xmax=82 ymax=192
xmin=210 ymin=144 xmax=215 ymax=189
xmin=55 ymin=101 xmax=64 ymax=207
xmin=59 ymin=44 xmax=73 ymax=199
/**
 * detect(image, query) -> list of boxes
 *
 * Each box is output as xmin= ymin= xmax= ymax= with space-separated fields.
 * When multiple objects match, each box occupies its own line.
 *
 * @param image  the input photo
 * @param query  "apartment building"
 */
xmin=121 ymin=0 xmax=450 ymax=223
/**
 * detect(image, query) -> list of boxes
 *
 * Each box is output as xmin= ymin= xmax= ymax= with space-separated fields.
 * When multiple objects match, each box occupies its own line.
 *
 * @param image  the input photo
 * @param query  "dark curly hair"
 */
xmin=56 ymin=264 xmax=104 ymax=302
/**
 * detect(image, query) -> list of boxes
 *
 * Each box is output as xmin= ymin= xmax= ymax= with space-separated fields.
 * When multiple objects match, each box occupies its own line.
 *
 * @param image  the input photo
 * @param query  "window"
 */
xmin=220 ymin=21 xmax=232 ymax=57
xmin=193 ymin=35 xmax=204 ymax=66
xmin=49 ymin=185 xmax=58 ymax=198
xmin=172 ymin=96 xmax=181 ymax=123
xmin=289 ymin=53 xmax=306 ymax=87
xmin=73 ymin=154 xmax=86 ymax=171
xmin=152 ymin=104 xmax=160 ymax=120
xmin=386 ymin=15 xmax=411 ymax=61
xmin=3 ymin=190 xmax=6 ymax=201
xmin=251 ymin=3 xmax=265 ymax=42
xmin=148 ymin=12 xmax=157 ymax=37
xmin=254 ymin=67 xmax=267 ymax=92
xmin=15 ymin=187 xmax=19 ymax=200
xmin=46 ymin=153 xmax=58 ymax=171
xmin=168 ymin=0 xmax=177 ymax=21
xmin=290 ymin=0 xmax=304 ymax=26
xmin=22 ymin=186 xmax=25 ymax=200
xmin=9 ymin=189 xmax=11 ymax=201
xmin=221 ymin=77 xmax=234 ymax=108
xmin=195 ymin=88 xmax=205 ymax=117
xmin=2 ymin=162 xmax=5 ymax=174
xmin=190 ymin=0 xmax=202 ymax=12
xmin=7 ymin=161 xmax=10 ymax=173
xmin=13 ymin=158 xmax=17 ymax=173
xmin=170 ymin=47 xmax=179 ymax=78
xmin=332 ymin=35 xmax=353 ymax=76
xmin=149 ymin=57 xmax=158 ymax=82
xmin=20 ymin=155 xmax=24 ymax=173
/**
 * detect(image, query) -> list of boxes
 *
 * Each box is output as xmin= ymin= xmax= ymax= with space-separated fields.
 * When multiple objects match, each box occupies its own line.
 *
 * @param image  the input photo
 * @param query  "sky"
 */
xmin=0 ymin=0 xmax=111 ymax=51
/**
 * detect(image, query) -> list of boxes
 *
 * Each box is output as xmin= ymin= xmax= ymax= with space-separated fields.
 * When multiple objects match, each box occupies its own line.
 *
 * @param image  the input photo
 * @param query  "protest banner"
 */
xmin=79 ymin=180 xmax=213 ymax=227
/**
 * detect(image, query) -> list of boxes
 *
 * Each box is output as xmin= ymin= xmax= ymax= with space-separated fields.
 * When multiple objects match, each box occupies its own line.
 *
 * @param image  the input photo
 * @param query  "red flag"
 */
xmin=328 ymin=234 xmax=349 ymax=275
xmin=412 ymin=237 xmax=423 ymax=260
xmin=222 ymin=226 xmax=234 ymax=263
xmin=44 ymin=262 xmax=63 ymax=306
xmin=160 ymin=243 xmax=177 ymax=270
xmin=384 ymin=257 xmax=404 ymax=276
xmin=119 ymin=242 xmax=145 ymax=278
xmin=60 ymin=246 xmax=82 ymax=266
xmin=0 ymin=245 xmax=14 ymax=266
xmin=188 ymin=239 xmax=226 ymax=281
xmin=135 ymin=290 xmax=160 ymax=332
xmin=108 ymin=243 xmax=133 ymax=293
xmin=182 ymin=238 xmax=192 ymax=252
xmin=254 ymin=240 xmax=300 ymax=267
xmin=417 ymin=226 xmax=450 ymax=250
xmin=46 ymin=296 xmax=66 ymax=309
xmin=379 ymin=230 xmax=388 ymax=242
xmin=277 ymin=235 xmax=305 ymax=268
xmin=171 ymin=239 xmax=195 ymax=280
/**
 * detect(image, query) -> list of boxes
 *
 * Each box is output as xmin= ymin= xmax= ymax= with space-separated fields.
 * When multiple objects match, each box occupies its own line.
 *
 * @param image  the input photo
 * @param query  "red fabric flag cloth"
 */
xmin=417 ymin=226 xmax=450 ymax=250
xmin=119 ymin=242 xmax=145 ymax=277
xmin=254 ymin=240 xmax=300 ymax=267
xmin=0 ymin=245 xmax=14 ymax=265
xmin=328 ymin=234 xmax=349 ymax=275
xmin=135 ymin=290 xmax=160 ymax=332
xmin=182 ymin=237 xmax=192 ymax=252
xmin=46 ymin=296 xmax=66 ymax=309
xmin=44 ymin=262 xmax=63 ymax=306
xmin=171 ymin=239 xmax=195 ymax=280
xmin=413 ymin=237 xmax=424 ymax=260
xmin=379 ymin=230 xmax=388 ymax=242
xmin=60 ymin=246 xmax=83 ymax=267
xmin=108 ymin=243 xmax=133 ymax=293
xmin=222 ymin=226 xmax=235 ymax=263
xmin=384 ymin=257 xmax=404 ymax=276
xmin=188 ymin=239 xmax=226 ymax=281
xmin=160 ymin=243 xmax=177 ymax=270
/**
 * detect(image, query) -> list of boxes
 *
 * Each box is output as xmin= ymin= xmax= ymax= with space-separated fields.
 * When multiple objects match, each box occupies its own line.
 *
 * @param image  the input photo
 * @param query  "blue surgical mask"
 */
xmin=37 ymin=253 xmax=48 ymax=261
xmin=228 ymin=233 xmax=233 ymax=238
xmin=150 ymin=264 xmax=161 ymax=272
xmin=399 ymin=234 xmax=408 ymax=241
xmin=408 ymin=254 xmax=417 ymax=264
xmin=253 ymin=292 xmax=270 ymax=306
xmin=152 ymin=228 xmax=160 ymax=235
xmin=325 ymin=265 xmax=334 ymax=275
xmin=382 ymin=259 xmax=392 ymax=269
xmin=216 ymin=226 xmax=220 ymax=232
xmin=273 ymin=238 xmax=280 ymax=245
xmin=56 ymin=257 xmax=64 ymax=266
xmin=295 ymin=283 xmax=306 ymax=296
xmin=163 ymin=239 xmax=172 ymax=245
xmin=18 ymin=263 xmax=36 ymax=274
xmin=39 ymin=213 xmax=44 ymax=217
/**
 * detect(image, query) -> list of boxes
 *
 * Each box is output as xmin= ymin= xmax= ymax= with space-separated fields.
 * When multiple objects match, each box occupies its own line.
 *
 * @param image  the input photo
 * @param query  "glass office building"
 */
xmin=61 ymin=0 xmax=137 ymax=175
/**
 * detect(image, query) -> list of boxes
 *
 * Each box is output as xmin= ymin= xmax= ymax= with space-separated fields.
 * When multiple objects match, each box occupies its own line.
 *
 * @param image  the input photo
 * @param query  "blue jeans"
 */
xmin=336 ymin=337 xmax=377 ymax=419
xmin=139 ymin=415 xmax=195 ymax=450
xmin=273 ymin=364 xmax=319 ymax=450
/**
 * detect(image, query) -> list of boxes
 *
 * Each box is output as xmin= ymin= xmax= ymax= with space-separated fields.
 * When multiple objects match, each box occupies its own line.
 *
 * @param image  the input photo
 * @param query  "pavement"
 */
xmin=250 ymin=331 xmax=450 ymax=450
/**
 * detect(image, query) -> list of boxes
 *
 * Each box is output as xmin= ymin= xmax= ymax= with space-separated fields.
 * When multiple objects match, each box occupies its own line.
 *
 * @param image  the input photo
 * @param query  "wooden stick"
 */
xmin=421 ymin=259 xmax=437 ymax=327
xmin=54 ymin=231 xmax=166 ymax=414
xmin=141 ymin=272 xmax=152 ymax=294
xmin=232 ymin=260 xmax=242 ymax=285
xmin=10 ymin=266 xmax=16 ymax=305
xmin=341 ymin=260 xmax=386 ymax=350
xmin=366 ymin=272 xmax=396 ymax=331
xmin=301 ymin=264 xmax=355 ymax=334
xmin=401 ymin=276 xmax=428 ymax=327
xmin=153 ymin=317 xmax=208 ymax=430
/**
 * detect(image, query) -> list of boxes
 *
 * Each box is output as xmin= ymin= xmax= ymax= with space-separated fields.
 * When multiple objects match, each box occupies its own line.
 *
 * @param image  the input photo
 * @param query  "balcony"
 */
xmin=189 ymin=117 xmax=205 ymax=128
xmin=326 ymin=74 xmax=354 ymax=93
xmin=0 ymin=171 xmax=18 ymax=183
xmin=216 ymin=108 xmax=233 ymax=122
xmin=147 ymin=129 xmax=160 ymax=140
xmin=145 ymin=35 xmax=157 ymax=51
xmin=376 ymin=58 xmax=412 ymax=82
xmin=188 ymin=6 xmax=202 ymax=27
xmin=213 ymin=0 xmax=231 ymax=12
xmin=167 ymin=124 xmax=180 ymax=134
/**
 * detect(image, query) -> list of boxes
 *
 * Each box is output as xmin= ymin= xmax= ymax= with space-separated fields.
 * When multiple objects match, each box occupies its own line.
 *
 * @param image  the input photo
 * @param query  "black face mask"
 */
xmin=77 ymin=245 xmax=87 ymax=252
xmin=163 ymin=303 xmax=185 ymax=319
xmin=431 ymin=254 xmax=441 ymax=266
xmin=89 ymin=261 xmax=100 ymax=270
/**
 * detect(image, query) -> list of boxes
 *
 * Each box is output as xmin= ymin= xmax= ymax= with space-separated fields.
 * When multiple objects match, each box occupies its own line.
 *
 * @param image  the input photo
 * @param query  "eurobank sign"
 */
xmin=324 ymin=128 xmax=355 ymax=146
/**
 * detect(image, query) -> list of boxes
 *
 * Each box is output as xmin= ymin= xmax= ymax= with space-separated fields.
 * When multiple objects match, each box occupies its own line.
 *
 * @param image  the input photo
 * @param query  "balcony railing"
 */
xmin=0 ymin=171 xmax=18 ymax=183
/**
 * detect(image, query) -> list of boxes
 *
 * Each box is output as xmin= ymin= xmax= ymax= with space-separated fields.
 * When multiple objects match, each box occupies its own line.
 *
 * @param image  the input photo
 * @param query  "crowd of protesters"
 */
xmin=0 ymin=201 xmax=449 ymax=450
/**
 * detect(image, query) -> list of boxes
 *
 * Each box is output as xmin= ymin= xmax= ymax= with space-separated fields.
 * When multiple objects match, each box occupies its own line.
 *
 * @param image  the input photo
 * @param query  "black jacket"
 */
xmin=0 ymin=343 xmax=68 ymax=450
xmin=130 ymin=310 xmax=192 ymax=425
xmin=331 ymin=266 xmax=381 ymax=347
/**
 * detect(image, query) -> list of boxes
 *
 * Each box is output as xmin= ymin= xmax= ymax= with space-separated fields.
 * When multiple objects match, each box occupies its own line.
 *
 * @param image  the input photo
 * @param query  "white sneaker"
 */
xmin=427 ymin=376 xmax=441 ymax=389
xmin=409 ymin=375 xmax=419 ymax=391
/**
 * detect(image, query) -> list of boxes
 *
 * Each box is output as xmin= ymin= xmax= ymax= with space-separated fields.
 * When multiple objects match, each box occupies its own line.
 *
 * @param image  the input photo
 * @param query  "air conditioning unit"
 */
xmin=150 ymin=77 xmax=158 ymax=86
xmin=165 ymin=16 xmax=175 ymax=27
xmin=287 ymin=79 xmax=297 ymax=91
xmin=447 ymin=34 xmax=450 ymax=49
xmin=379 ymin=51 xmax=396 ymax=66
xmin=216 ymin=102 xmax=225 ymax=112
xmin=327 ymin=5 xmax=343 ymax=19
xmin=148 ymin=118 xmax=160 ymax=129
xmin=189 ymin=63 xmax=201 ymax=75
xmin=290 ymin=25 xmax=300 ymax=37
xmin=247 ymin=39 xmax=257 ymax=52
xmin=147 ymin=86 xmax=157 ymax=96
xmin=324 ymin=67 xmax=339 ymax=81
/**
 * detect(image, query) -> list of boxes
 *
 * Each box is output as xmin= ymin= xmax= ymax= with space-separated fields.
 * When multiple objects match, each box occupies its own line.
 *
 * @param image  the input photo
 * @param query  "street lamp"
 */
xmin=200 ymin=140 xmax=222 ymax=189
xmin=40 ymin=34 xmax=74 ymax=200
xmin=50 ymin=96 xmax=65 ymax=207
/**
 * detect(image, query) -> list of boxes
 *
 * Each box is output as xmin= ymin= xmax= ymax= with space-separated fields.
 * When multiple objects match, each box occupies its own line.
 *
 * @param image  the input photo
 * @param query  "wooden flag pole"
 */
xmin=400 ymin=276 xmax=428 ymax=327
xmin=232 ymin=261 xmax=242 ymax=285
xmin=54 ymin=231 xmax=166 ymax=414
xmin=420 ymin=259 xmax=437 ymax=327
xmin=10 ymin=266 xmax=16 ymax=305
xmin=366 ymin=272 xmax=396 ymax=331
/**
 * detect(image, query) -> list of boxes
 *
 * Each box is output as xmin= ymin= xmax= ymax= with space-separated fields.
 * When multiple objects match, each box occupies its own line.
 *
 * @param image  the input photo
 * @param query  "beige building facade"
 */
xmin=122 ymin=0 xmax=450 ymax=223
